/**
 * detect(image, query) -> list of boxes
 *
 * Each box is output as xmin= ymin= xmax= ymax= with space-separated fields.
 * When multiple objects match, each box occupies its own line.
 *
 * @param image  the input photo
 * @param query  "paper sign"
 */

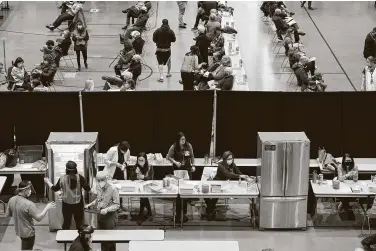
xmin=90 ymin=9 xmax=99 ymax=13
xmin=64 ymin=73 xmax=76 ymax=78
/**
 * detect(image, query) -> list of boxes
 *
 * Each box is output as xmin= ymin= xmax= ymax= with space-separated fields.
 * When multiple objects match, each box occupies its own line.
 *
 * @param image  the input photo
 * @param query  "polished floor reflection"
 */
xmin=0 ymin=1 xmax=372 ymax=91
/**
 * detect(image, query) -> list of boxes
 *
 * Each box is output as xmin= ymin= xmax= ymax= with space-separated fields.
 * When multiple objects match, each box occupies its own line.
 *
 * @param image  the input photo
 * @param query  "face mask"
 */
xmin=26 ymin=189 xmax=32 ymax=197
xmin=227 ymin=160 xmax=233 ymax=165
xmin=99 ymin=181 xmax=106 ymax=188
xmin=77 ymin=26 xmax=83 ymax=30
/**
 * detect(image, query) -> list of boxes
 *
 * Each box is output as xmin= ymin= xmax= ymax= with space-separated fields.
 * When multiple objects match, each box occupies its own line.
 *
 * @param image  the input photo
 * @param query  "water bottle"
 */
xmin=353 ymin=166 xmax=359 ymax=182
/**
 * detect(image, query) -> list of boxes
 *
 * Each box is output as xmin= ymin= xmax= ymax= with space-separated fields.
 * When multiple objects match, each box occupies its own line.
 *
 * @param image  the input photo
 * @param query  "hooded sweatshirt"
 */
xmin=152 ymin=24 xmax=176 ymax=50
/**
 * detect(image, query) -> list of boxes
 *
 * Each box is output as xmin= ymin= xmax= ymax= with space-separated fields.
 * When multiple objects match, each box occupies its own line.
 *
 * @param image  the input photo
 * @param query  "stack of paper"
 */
xmin=180 ymin=184 xmax=195 ymax=194
xmin=211 ymin=184 xmax=222 ymax=193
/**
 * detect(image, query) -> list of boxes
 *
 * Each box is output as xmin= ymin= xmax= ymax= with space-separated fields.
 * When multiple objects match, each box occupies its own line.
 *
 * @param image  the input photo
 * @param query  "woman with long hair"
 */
xmin=167 ymin=132 xmax=195 ymax=223
xmin=133 ymin=152 xmax=154 ymax=224
xmin=44 ymin=161 xmax=91 ymax=229
xmin=204 ymin=151 xmax=250 ymax=221
xmin=68 ymin=224 xmax=94 ymax=251
xmin=72 ymin=20 xmax=89 ymax=71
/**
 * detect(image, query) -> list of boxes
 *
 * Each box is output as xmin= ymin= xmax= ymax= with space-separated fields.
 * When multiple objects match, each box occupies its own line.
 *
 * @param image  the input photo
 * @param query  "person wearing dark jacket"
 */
xmin=68 ymin=224 xmax=94 ymax=251
xmin=272 ymin=9 xmax=288 ymax=40
xmin=127 ymin=55 xmax=142 ymax=82
xmin=55 ymin=30 xmax=72 ymax=67
xmin=131 ymin=31 xmax=145 ymax=55
xmin=364 ymin=28 xmax=376 ymax=59
xmin=292 ymin=62 xmax=310 ymax=90
xmin=216 ymin=68 xmax=234 ymax=90
xmin=192 ymin=1 xmax=218 ymax=30
xmin=195 ymin=26 xmax=210 ymax=64
xmin=114 ymin=41 xmax=136 ymax=76
xmin=44 ymin=161 xmax=91 ymax=230
xmin=72 ymin=21 xmax=89 ymax=71
xmin=31 ymin=54 xmax=58 ymax=89
xmin=204 ymin=151 xmax=250 ymax=220
xmin=153 ymin=19 xmax=176 ymax=82
xmin=123 ymin=6 xmax=149 ymax=33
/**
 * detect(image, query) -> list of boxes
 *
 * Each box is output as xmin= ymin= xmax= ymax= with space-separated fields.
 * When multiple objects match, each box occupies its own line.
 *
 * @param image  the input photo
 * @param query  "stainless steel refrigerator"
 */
xmin=45 ymin=132 xmax=98 ymax=231
xmin=257 ymin=132 xmax=310 ymax=230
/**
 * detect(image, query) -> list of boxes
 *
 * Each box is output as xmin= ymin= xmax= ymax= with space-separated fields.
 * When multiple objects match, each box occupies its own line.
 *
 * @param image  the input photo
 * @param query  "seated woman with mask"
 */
xmin=199 ymin=67 xmax=234 ymax=90
xmin=204 ymin=151 xmax=251 ymax=221
xmin=102 ymin=71 xmax=133 ymax=91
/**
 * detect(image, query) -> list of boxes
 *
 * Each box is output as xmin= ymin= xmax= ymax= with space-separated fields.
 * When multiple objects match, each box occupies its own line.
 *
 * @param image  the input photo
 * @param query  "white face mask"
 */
xmin=26 ymin=189 xmax=32 ymax=197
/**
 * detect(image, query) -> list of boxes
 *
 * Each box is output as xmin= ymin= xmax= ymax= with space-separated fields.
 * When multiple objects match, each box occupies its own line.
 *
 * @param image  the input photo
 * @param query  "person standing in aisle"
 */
xmin=85 ymin=171 xmax=120 ymax=251
xmin=301 ymin=1 xmax=313 ymax=10
xmin=152 ymin=19 xmax=176 ymax=82
xmin=72 ymin=21 xmax=89 ymax=71
xmin=104 ymin=141 xmax=130 ymax=214
xmin=177 ymin=1 xmax=187 ymax=28
xmin=6 ymin=180 xmax=56 ymax=250
xmin=167 ymin=132 xmax=195 ymax=223
xmin=44 ymin=160 xmax=91 ymax=230
xmin=361 ymin=56 xmax=376 ymax=91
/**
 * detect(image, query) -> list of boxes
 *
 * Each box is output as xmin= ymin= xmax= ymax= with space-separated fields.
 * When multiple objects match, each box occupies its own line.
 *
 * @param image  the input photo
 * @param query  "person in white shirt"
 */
xmin=104 ymin=141 xmax=130 ymax=214
xmin=361 ymin=56 xmax=376 ymax=91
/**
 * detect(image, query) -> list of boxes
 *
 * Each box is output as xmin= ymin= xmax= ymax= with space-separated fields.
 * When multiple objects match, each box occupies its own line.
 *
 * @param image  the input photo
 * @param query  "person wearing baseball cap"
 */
xmin=7 ymin=180 xmax=56 ymax=250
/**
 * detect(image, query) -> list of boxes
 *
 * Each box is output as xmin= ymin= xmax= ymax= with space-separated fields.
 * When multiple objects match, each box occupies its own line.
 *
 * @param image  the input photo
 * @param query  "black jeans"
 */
xmin=126 ymin=7 xmax=139 ymax=25
xmin=98 ymin=211 xmax=117 ymax=251
xmin=20 ymin=235 xmax=35 ymax=250
xmin=176 ymin=196 xmax=187 ymax=217
xmin=53 ymin=12 xmax=74 ymax=28
xmin=75 ymin=49 xmax=88 ymax=68
xmin=139 ymin=198 xmax=152 ymax=215
xmin=62 ymin=199 xmax=84 ymax=230
xmin=204 ymin=198 xmax=219 ymax=214
xmin=181 ymin=72 xmax=195 ymax=90
xmin=194 ymin=13 xmax=209 ymax=28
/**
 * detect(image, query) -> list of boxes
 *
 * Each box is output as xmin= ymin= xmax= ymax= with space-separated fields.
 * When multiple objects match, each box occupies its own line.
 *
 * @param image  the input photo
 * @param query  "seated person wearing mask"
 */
xmin=292 ymin=61 xmax=309 ymax=89
xmin=103 ymin=71 xmax=134 ymax=91
xmin=122 ymin=6 xmax=149 ymax=34
xmin=114 ymin=41 xmax=136 ymax=76
xmin=206 ymin=14 xmax=221 ymax=41
xmin=127 ymin=54 xmax=142 ymax=82
xmin=68 ymin=224 xmax=94 ymax=251
xmin=122 ymin=1 xmax=152 ymax=27
xmin=130 ymin=31 xmax=145 ymax=55
xmin=303 ymin=72 xmax=326 ymax=92
xmin=10 ymin=57 xmax=32 ymax=91
xmin=54 ymin=30 xmax=72 ymax=67
xmin=198 ymin=67 xmax=234 ymax=91
xmin=46 ymin=2 xmax=83 ymax=31
xmin=204 ymin=151 xmax=251 ymax=221
xmin=40 ymin=40 xmax=55 ymax=58
xmin=30 ymin=54 xmax=58 ymax=89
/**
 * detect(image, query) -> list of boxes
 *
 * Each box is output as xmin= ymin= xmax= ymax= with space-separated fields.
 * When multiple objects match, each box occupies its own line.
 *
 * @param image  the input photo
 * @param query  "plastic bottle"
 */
xmin=353 ymin=166 xmax=359 ymax=182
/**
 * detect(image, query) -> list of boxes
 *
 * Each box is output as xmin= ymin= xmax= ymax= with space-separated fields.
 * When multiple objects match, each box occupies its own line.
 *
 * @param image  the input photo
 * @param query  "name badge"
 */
xmin=184 ymin=151 xmax=190 ymax=156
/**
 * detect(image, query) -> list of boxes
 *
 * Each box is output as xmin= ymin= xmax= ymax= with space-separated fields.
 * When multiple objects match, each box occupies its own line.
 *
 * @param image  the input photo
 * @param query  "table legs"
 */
xmin=181 ymin=198 xmax=184 ymax=228
xmin=172 ymin=198 xmax=176 ymax=229
xmin=251 ymin=198 xmax=256 ymax=229
xmin=64 ymin=243 xmax=67 ymax=251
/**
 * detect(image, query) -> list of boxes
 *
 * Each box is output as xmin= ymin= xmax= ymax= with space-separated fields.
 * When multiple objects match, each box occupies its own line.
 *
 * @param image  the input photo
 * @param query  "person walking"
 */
xmin=44 ymin=161 xmax=91 ymax=230
xmin=180 ymin=45 xmax=204 ymax=90
xmin=152 ymin=19 xmax=176 ymax=82
xmin=6 ymin=180 xmax=56 ymax=250
xmin=301 ymin=1 xmax=313 ymax=10
xmin=72 ymin=20 xmax=89 ymax=71
xmin=177 ymin=1 xmax=187 ymax=28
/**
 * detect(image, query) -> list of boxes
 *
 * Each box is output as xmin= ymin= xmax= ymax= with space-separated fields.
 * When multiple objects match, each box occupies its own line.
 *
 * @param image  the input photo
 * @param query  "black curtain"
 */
xmin=281 ymin=92 xmax=343 ymax=158
xmin=216 ymin=92 xmax=284 ymax=158
xmin=341 ymin=92 xmax=376 ymax=157
xmin=12 ymin=92 xmax=81 ymax=148
xmin=152 ymin=91 xmax=213 ymax=158
xmin=0 ymin=93 xmax=16 ymax=151
xmin=82 ymin=92 xmax=154 ymax=155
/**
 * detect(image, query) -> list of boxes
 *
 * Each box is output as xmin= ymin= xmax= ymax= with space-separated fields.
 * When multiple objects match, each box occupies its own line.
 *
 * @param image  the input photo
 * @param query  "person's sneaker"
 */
xmin=191 ymin=27 xmax=198 ymax=31
xmin=289 ymin=12 xmax=295 ymax=16
xmin=300 ymin=2 xmax=304 ymax=7
xmin=308 ymin=7 xmax=313 ymax=10
xmin=179 ymin=25 xmax=187 ymax=29
xmin=166 ymin=73 xmax=172 ymax=77
xmin=122 ymin=25 xmax=128 ymax=30
xmin=84 ymin=62 xmax=88 ymax=69
xmin=76 ymin=66 xmax=81 ymax=72
xmin=46 ymin=25 xmax=55 ymax=31
xmin=122 ymin=9 xmax=128 ymax=13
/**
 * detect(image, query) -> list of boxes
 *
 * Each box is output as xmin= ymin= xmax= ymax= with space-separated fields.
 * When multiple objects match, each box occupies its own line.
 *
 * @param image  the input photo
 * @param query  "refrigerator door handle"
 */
xmin=262 ymin=197 xmax=306 ymax=202
xmin=282 ymin=143 xmax=286 ymax=192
